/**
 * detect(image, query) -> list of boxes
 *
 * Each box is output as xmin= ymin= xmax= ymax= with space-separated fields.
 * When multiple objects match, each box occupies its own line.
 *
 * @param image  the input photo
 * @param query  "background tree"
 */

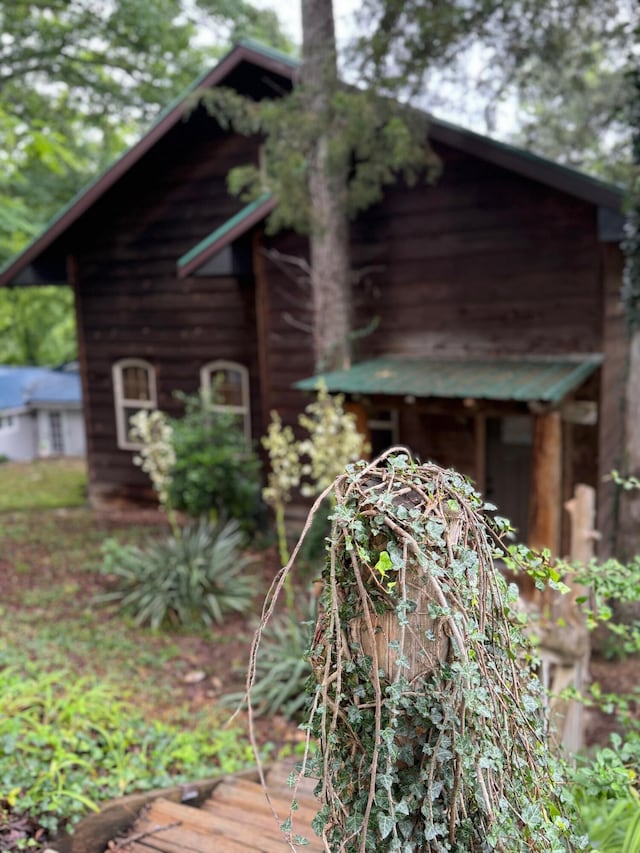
xmin=0 ymin=287 xmax=76 ymax=365
xmin=283 ymin=0 xmax=633 ymax=368
xmin=617 ymin=54 xmax=640 ymax=561
xmin=0 ymin=0 xmax=290 ymax=364
xmin=352 ymin=0 xmax=634 ymax=183
xmin=202 ymin=0 xmax=633 ymax=370
xmin=499 ymin=2 xmax=634 ymax=183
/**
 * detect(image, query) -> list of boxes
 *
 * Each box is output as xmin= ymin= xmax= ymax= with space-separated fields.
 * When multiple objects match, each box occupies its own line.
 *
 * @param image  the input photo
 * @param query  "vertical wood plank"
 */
xmin=528 ymin=411 xmax=563 ymax=554
xmin=253 ymin=229 xmax=272 ymax=433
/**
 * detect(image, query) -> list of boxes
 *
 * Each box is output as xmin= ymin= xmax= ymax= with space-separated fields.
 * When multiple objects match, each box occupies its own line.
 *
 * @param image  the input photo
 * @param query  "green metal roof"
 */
xmin=296 ymin=356 xmax=603 ymax=402
xmin=177 ymin=193 xmax=273 ymax=271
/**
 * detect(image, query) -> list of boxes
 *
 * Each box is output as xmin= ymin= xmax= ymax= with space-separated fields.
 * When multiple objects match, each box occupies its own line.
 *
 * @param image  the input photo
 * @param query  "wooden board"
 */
xmin=107 ymin=762 xmax=324 ymax=853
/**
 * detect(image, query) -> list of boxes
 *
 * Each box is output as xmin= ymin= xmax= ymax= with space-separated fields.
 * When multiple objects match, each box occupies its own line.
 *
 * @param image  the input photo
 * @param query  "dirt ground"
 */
xmin=1 ymin=504 xmax=637 ymax=748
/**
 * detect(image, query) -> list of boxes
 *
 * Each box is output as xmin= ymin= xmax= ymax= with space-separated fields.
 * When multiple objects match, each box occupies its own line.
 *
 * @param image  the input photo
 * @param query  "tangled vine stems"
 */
xmin=246 ymin=449 xmax=584 ymax=852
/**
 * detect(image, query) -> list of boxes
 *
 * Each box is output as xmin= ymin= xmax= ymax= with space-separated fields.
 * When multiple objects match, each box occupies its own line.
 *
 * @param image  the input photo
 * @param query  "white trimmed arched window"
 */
xmin=112 ymin=359 xmax=157 ymax=450
xmin=200 ymin=360 xmax=251 ymax=442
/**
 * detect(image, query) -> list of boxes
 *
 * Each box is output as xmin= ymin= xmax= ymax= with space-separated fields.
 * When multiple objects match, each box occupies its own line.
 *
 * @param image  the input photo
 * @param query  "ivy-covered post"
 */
xmin=617 ymin=63 xmax=640 ymax=560
xmin=304 ymin=450 xmax=575 ymax=852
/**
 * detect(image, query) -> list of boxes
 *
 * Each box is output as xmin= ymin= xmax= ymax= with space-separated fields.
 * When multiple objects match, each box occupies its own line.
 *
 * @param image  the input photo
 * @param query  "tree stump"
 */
xmin=303 ymin=450 xmax=572 ymax=852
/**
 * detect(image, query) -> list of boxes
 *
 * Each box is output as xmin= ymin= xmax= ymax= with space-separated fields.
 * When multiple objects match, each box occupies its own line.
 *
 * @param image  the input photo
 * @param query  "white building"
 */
xmin=0 ymin=365 xmax=85 ymax=461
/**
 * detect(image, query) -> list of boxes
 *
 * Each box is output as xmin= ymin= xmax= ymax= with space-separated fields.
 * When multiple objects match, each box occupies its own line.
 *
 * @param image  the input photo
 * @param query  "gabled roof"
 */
xmin=0 ymin=39 xmax=625 ymax=289
xmin=296 ymin=355 xmax=603 ymax=403
xmin=0 ymin=39 xmax=296 ymax=288
xmin=0 ymin=366 xmax=82 ymax=411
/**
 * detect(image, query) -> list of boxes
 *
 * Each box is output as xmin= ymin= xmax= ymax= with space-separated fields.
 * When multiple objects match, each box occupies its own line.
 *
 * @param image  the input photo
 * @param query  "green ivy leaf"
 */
xmin=377 ymin=812 xmax=395 ymax=839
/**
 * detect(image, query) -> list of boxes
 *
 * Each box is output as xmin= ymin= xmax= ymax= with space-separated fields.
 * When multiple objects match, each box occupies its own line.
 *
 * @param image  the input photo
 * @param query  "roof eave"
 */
xmin=0 ymin=42 xmax=296 ymax=289
xmin=427 ymin=121 xmax=624 ymax=212
xmin=0 ymin=39 xmax=625 ymax=292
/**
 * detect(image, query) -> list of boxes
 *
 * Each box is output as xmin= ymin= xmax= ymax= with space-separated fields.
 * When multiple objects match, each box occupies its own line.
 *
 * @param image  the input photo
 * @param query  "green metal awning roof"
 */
xmin=177 ymin=192 xmax=275 ymax=278
xmin=295 ymin=356 xmax=603 ymax=403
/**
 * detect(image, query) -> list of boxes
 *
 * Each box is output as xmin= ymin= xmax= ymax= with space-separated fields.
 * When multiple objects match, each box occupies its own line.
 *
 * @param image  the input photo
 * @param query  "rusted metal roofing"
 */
xmin=296 ymin=356 xmax=603 ymax=402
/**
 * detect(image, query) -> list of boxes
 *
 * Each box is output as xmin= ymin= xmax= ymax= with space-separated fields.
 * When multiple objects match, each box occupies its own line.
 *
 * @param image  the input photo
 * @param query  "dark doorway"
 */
xmin=485 ymin=416 xmax=532 ymax=542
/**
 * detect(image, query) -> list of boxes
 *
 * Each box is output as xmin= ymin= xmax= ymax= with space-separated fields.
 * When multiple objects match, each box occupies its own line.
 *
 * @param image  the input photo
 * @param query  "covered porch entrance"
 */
xmin=297 ymin=356 xmax=602 ymax=555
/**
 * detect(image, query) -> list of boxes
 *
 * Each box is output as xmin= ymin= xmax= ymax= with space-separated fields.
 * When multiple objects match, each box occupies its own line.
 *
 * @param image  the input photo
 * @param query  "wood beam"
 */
xmin=528 ymin=410 xmax=563 ymax=554
xmin=474 ymin=413 xmax=486 ymax=496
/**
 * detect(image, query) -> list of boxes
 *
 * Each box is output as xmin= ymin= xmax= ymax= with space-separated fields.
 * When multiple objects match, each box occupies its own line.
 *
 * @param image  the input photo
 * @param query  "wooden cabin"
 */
xmin=0 ymin=40 xmax=626 ymax=556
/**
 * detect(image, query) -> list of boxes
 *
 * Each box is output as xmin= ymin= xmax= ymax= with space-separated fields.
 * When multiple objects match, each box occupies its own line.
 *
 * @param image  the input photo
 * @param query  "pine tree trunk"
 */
xmin=617 ymin=67 xmax=640 ymax=560
xmin=301 ymin=0 xmax=352 ymax=372
xmin=617 ymin=330 xmax=640 ymax=560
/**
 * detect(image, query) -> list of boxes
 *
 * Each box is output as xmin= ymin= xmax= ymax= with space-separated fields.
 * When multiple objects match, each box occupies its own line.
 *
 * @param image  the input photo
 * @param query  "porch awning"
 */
xmin=295 ymin=356 xmax=603 ymax=403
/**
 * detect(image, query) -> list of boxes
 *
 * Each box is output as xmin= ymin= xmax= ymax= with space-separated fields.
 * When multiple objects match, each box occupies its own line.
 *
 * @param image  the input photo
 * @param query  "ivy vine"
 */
xmin=248 ymin=450 xmax=586 ymax=852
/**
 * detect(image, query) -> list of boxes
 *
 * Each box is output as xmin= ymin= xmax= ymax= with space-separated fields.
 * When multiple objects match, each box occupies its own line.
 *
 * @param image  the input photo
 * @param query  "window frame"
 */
xmin=200 ymin=360 xmax=251 ymax=442
xmin=49 ymin=411 xmax=64 ymax=455
xmin=0 ymin=413 xmax=17 ymax=434
xmin=112 ymin=358 xmax=157 ymax=451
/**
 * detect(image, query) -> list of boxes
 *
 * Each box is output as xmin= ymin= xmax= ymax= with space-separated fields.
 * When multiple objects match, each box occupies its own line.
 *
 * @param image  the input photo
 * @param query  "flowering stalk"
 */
xmin=262 ymin=412 xmax=301 ymax=608
xmin=130 ymin=409 xmax=179 ymax=537
xmin=262 ymin=384 xmax=368 ymax=607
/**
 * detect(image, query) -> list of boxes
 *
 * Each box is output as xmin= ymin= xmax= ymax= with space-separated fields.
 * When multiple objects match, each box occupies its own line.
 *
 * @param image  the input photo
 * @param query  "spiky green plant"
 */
xmin=225 ymin=593 xmax=317 ymax=720
xmin=100 ymin=519 xmax=256 ymax=629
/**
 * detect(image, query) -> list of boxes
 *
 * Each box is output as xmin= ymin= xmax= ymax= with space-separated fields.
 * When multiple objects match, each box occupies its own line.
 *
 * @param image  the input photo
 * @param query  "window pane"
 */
xmin=123 ymin=366 xmax=150 ymax=401
xmin=49 ymin=412 xmax=64 ymax=454
xmin=212 ymin=369 xmax=243 ymax=407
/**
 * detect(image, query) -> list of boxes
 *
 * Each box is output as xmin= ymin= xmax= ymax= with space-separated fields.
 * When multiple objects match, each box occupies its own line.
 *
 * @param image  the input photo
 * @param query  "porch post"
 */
xmin=528 ymin=410 xmax=563 ymax=554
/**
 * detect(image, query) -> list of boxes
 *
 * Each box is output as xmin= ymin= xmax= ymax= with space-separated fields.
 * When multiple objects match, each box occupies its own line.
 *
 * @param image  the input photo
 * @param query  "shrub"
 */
xmin=167 ymin=392 xmax=262 ymax=533
xmin=100 ymin=519 xmax=256 ymax=629
xmin=567 ymin=732 xmax=640 ymax=851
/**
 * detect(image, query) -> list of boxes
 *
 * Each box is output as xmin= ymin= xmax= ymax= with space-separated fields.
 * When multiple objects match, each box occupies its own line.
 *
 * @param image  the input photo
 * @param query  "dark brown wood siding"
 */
xmin=72 ymin=112 xmax=262 ymax=505
xmin=351 ymin=144 xmax=601 ymax=360
xmin=69 ymin=117 xmax=620 ymax=527
xmin=259 ymin=232 xmax=315 ymax=431
xmin=598 ymin=243 xmax=627 ymax=556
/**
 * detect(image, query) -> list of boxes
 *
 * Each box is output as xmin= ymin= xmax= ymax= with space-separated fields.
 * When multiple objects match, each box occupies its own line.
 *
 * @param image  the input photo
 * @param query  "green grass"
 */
xmin=0 ymin=502 xmax=278 ymax=850
xmin=0 ymin=458 xmax=87 ymax=510
xmin=0 ymin=666 xmax=258 ymax=840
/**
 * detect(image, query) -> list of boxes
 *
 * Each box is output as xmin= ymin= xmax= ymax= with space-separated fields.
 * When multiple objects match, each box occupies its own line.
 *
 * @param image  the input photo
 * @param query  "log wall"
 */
xmin=72 ymin=114 xmax=262 ymax=504
xmin=68 ymin=114 xmax=622 ymax=530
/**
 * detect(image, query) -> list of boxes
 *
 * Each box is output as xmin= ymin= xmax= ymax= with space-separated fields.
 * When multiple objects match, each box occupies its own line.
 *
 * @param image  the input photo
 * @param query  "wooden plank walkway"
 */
xmin=113 ymin=761 xmax=324 ymax=852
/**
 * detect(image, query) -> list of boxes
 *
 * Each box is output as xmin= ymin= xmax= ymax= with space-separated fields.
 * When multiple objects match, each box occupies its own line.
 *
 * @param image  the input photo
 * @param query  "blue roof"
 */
xmin=0 ymin=366 xmax=82 ymax=411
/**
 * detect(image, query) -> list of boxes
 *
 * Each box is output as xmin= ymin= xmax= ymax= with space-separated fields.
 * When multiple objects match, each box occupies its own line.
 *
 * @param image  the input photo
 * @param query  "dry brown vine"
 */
xmin=246 ymin=449 xmax=578 ymax=852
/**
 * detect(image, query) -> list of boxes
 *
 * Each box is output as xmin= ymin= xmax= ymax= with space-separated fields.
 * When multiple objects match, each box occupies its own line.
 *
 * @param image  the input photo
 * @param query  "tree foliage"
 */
xmin=0 ymin=286 xmax=76 ymax=365
xmin=350 ymin=0 xmax=634 ymax=183
xmin=0 ymin=0 xmax=291 ymax=364
xmin=202 ymin=0 xmax=633 ymax=369
xmin=0 ymin=0 xmax=290 ymax=260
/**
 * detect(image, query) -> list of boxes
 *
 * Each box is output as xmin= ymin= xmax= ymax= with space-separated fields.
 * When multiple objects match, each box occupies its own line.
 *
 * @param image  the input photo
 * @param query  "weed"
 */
xmin=0 ymin=667 xmax=257 ymax=844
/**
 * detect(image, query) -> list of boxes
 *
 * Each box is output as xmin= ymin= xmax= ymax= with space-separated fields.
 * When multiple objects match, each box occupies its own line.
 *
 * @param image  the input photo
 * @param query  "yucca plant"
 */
xmin=100 ymin=519 xmax=256 ymax=629
xmin=225 ymin=592 xmax=317 ymax=720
